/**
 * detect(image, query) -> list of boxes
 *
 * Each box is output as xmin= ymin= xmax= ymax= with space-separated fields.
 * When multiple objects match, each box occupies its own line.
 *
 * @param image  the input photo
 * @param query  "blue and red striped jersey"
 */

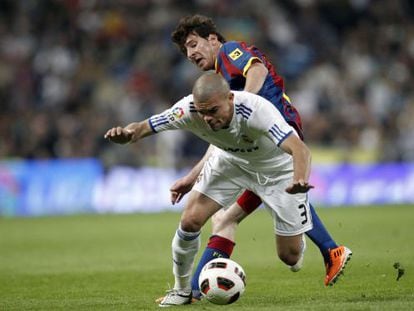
xmin=215 ymin=41 xmax=303 ymax=139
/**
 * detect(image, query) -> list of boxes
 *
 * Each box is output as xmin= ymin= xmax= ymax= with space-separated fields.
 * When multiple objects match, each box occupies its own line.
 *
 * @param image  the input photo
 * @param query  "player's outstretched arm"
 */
xmin=104 ymin=120 xmax=154 ymax=144
xmin=279 ymin=133 xmax=314 ymax=194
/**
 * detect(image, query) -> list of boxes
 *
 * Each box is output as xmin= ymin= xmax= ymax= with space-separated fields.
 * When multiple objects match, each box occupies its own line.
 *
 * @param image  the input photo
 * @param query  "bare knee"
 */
xmin=277 ymin=249 xmax=301 ymax=266
xmin=180 ymin=207 xmax=204 ymax=232
xmin=180 ymin=215 xmax=203 ymax=232
xmin=180 ymin=191 xmax=222 ymax=232
xmin=276 ymin=234 xmax=303 ymax=266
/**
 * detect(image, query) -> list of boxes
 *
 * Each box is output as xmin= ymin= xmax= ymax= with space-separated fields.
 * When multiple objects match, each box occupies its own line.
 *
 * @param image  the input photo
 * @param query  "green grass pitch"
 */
xmin=1 ymin=205 xmax=413 ymax=310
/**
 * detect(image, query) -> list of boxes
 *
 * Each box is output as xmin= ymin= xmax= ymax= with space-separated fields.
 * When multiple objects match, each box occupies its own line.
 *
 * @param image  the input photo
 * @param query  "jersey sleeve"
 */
xmin=220 ymin=41 xmax=262 ymax=77
xmin=251 ymin=96 xmax=294 ymax=146
xmin=148 ymin=95 xmax=193 ymax=133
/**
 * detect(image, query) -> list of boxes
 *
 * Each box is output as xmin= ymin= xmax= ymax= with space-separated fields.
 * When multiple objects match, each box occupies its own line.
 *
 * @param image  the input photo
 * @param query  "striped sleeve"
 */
xmin=250 ymin=94 xmax=294 ymax=146
xmin=148 ymin=96 xmax=192 ymax=133
xmin=221 ymin=42 xmax=262 ymax=77
xmin=268 ymin=124 xmax=293 ymax=146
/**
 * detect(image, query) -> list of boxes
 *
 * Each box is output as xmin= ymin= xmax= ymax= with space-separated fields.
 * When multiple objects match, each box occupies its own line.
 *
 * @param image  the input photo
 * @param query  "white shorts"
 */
xmin=192 ymin=154 xmax=313 ymax=236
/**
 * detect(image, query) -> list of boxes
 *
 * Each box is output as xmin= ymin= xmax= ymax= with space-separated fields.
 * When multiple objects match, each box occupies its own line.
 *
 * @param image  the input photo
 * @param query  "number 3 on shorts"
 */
xmin=298 ymin=204 xmax=308 ymax=225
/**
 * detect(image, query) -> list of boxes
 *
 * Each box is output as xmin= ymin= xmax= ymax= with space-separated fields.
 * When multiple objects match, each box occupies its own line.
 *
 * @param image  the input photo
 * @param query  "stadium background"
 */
xmin=1 ymin=0 xmax=414 ymax=215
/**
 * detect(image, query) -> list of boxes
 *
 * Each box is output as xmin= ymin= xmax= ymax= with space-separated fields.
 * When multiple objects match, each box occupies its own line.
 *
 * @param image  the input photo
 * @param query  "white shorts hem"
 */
xmin=192 ymin=189 xmax=226 ymax=208
xmin=276 ymin=224 xmax=313 ymax=237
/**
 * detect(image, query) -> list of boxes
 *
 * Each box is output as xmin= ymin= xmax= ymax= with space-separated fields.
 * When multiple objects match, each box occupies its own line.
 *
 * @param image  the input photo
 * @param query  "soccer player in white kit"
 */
xmin=104 ymin=72 xmax=314 ymax=306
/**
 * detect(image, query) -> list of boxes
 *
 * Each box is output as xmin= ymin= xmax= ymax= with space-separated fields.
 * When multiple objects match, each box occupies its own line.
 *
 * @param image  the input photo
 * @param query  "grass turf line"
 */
xmin=1 ymin=205 xmax=413 ymax=310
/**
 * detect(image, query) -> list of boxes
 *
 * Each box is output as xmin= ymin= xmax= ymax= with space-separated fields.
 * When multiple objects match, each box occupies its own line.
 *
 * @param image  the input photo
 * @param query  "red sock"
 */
xmin=208 ymin=235 xmax=235 ymax=256
xmin=237 ymin=190 xmax=262 ymax=214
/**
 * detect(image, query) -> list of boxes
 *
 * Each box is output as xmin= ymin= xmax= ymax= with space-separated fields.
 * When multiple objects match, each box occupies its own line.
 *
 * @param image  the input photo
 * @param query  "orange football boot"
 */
xmin=324 ymin=246 xmax=352 ymax=286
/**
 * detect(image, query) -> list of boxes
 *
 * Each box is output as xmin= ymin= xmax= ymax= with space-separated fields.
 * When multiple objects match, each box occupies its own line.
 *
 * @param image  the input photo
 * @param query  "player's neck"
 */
xmin=213 ymin=44 xmax=223 ymax=71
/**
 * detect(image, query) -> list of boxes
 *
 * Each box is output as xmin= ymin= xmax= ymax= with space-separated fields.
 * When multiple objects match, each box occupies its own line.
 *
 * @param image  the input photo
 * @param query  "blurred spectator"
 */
xmin=0 ymin=0 xmax=413 ymax=167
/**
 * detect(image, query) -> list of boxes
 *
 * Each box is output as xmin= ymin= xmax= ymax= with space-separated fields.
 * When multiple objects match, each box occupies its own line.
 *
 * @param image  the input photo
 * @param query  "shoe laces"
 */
xmin=164 ymin=283 xmax=173 ymax=294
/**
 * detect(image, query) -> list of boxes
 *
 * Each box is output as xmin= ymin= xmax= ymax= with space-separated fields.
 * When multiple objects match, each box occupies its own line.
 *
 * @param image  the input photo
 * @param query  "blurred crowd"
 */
xmin=0 ymin=0 xmax=413 ymax=168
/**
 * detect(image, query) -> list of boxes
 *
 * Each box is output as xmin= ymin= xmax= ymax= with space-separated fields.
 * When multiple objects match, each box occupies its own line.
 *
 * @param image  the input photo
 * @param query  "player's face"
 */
xmin=195 ymin=92 xmax=234 ymax=131
xmin=185 ymin=33 xmax=221 ymax=70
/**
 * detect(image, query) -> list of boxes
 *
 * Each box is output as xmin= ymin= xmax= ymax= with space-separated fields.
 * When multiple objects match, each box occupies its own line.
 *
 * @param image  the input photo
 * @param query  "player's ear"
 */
xmin=207 ymin=34 xmax=219 ymax=45
xmin=228 ymin=92 xmax=234 ymax=102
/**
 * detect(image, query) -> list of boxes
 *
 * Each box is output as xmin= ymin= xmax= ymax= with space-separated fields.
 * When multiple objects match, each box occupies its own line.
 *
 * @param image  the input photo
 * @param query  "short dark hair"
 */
xmin=171 ymin=14 xmax=226 ymax=55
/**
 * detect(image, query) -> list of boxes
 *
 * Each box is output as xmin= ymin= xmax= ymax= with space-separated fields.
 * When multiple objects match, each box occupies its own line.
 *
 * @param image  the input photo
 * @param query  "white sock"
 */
xmin=172 ymin=225 xmax=201 ymax=292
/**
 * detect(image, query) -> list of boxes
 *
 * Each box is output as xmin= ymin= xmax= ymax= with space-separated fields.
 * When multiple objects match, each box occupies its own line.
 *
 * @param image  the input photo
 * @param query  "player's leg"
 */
xmin=159 ymin=155 xmax=246 ymax=306
xmin=159 ymin=190 xmax=221 ymax=307
xmin=306 ymin=204 xmax=337 ymax=261
xmin=306 ymin=204 xmax=352 ymax=286
xmin=268 ymin=208 xmax=308 ymax=271
xmin=190 ymin=190 xmax=261 ymax=299
xmin=276 ymin=233 xmax=306 ymax=267
xmin=260 ymin=178 xmax=313 ymax=270
xmin=189 ymin=208 xmax=237 ymax=300
xmin=288 ymin=119 xmax=352 ymax=284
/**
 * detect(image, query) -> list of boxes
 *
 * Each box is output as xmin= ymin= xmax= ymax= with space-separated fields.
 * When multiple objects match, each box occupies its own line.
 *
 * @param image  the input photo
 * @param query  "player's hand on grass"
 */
xmin=170 ymin=175 xmax=196 ymax=204
xmin=285 ymin=180 xmax=314 ymax=194
xmin=104 ymin=127 xmax=134 ymax=144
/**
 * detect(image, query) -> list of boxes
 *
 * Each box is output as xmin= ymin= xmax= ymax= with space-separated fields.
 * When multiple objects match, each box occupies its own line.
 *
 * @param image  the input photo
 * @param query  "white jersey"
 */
xmin=149 ymin=91 xmax=295 ymax=176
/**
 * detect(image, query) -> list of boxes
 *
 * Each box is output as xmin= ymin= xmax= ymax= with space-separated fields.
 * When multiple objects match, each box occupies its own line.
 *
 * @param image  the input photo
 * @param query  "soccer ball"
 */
xmin=198 ymin=258 xmax=246 ymax=305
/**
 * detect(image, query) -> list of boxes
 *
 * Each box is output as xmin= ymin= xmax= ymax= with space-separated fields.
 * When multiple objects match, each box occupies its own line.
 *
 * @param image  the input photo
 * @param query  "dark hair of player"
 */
xmin=171 ymin=14 xmax=226 ymax=55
